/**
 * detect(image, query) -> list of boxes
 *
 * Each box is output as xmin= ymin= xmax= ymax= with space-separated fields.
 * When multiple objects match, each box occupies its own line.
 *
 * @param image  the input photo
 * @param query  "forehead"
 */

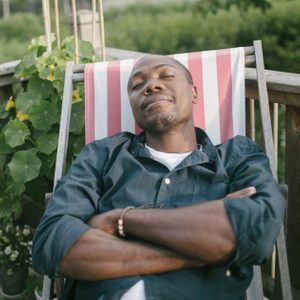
xmin=130 ymin=55 xmax=182 ymax=78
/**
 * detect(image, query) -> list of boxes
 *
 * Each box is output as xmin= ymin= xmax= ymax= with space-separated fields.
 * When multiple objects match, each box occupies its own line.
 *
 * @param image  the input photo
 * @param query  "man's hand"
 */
xmin=226 ymin=186 xmax=256 ymax=199
xmin=88 ymin=208 xmax=122 ymax=235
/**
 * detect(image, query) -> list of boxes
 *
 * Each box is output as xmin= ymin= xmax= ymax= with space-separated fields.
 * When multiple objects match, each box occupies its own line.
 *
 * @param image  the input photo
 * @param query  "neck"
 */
xmin=145 ymin=123 xmax=197 ymax=153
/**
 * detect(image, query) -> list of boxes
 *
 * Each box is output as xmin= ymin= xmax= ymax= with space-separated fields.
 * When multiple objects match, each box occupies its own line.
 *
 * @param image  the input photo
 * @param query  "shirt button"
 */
xmin=226 ymin=269 xmax=231 ymax=277
xmin=164 ymin=178 xmax=171 ymax=185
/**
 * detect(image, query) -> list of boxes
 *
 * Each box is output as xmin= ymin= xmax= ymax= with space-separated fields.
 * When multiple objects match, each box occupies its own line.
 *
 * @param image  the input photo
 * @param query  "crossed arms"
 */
xmin=32 ymin=135 xmax=286 ymax=281
xmin=60 ymin=188 xmax=255 ymax=281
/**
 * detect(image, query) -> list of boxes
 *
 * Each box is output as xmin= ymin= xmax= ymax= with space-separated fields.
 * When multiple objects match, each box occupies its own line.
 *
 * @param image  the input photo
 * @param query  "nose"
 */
xmin=143 ymin=79 xmax=162 ymax=96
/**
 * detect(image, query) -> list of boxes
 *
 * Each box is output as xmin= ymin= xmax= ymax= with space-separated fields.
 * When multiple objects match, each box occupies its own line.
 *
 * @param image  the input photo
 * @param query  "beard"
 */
xmin=140 ymin=110 xmax=179 ymax=134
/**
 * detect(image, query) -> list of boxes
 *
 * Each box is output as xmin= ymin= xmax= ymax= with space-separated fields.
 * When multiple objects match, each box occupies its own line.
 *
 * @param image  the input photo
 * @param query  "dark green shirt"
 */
xmin=32 ymin=128 xmax=285 ymax=300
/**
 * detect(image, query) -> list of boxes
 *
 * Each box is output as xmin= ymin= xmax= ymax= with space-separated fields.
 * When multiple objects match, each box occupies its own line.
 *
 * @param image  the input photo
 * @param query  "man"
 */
xmin=32 ymin=55 xmax=286 ymax=299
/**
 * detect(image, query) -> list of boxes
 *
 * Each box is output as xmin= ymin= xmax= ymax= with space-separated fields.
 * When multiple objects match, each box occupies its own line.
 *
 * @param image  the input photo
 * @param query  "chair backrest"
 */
xmin=84 ymin=48 xmax=246 ymax=145
xmin=42 ymin=41 xmax=292 ymax=300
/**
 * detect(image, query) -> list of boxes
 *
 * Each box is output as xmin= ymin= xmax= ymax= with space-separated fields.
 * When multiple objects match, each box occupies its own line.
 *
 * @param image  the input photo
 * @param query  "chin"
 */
xmin=144 ymin=114 xmax=177 ymax=133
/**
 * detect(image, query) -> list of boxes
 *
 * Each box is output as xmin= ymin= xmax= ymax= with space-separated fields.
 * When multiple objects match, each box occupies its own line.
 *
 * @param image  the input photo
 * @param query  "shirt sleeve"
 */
xmin=32 ymin=141 xmax=107 ymax=276
xmin=222 ymin=136 xmax=286 ymax=266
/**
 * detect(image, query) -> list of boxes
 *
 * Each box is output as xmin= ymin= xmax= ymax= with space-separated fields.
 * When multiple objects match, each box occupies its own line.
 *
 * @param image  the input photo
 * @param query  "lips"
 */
xmin=141 ymin=95 xmax=174 ymax=111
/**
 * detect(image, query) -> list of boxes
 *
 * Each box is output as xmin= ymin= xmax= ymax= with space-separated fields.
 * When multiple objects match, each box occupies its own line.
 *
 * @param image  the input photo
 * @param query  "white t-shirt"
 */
xmin=145 ymin=144 xmax=192 ymax=171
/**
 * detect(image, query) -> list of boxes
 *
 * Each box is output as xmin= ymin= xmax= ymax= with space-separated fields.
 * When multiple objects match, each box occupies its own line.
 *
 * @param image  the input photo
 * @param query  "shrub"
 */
xmin=0 ymin=35 xmax=95 ymax=217
xmin=0 ymin=12 xmax=70 ymax=63
xmin=104 ymin=0 xmax=300 ymax=72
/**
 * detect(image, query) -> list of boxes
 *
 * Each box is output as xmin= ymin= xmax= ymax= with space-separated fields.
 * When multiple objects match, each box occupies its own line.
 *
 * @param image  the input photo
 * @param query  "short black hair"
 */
xmin=172 ymin=58 xmax=194 ymax=85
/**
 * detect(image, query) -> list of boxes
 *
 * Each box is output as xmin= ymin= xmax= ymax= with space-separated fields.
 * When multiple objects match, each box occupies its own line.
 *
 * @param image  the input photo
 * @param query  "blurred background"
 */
xmin=0 ymin=0 xmax=299 ymax=72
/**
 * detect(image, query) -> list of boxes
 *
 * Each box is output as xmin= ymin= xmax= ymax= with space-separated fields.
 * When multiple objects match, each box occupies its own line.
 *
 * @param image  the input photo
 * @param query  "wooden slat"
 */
xmin=246 ymin=86 xmax=300 ymax=108
xmin=254 ymin=40 xmax=293 ymax=300
xmin=254 ymin=40 xmax=277 ymax=176
xmin=247 ymin=265 xmax=264 ymax=299
xmin=244 ymin=46 xmax=255 ymax=55
xmin=53 ymin=61 xmax=75 ymax=187
xmin=246 ymin=68 xmax=300 ymax=95
xmin=245 ymin=55 xmax=255 ymax=66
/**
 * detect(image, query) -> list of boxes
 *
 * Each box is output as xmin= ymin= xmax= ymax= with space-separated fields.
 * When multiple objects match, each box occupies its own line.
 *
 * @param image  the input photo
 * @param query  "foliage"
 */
xmin=0 ymin=0 xmax=42 ymax=15
xmin=105 ymin=0 xmax=300 ymax=73
xmin=0 ymin=35 xmax=95 ymax=218
xmin=0 ymin=12 xmax=69 ymax=64
xmin=193 ymin=0 xmax=271 ymax=15
xmin=0 ymin=13 xmax=44 ymax=63
xmin=20 ymin=272 xmax=43 ymax=300
xmin=0 ymin=214 xmax=34 ymax=276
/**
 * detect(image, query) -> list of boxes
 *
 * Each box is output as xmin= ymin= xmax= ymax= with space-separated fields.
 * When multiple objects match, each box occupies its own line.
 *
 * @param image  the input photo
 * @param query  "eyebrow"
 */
xmin=130 ymin=63 xmax=177 ymax=81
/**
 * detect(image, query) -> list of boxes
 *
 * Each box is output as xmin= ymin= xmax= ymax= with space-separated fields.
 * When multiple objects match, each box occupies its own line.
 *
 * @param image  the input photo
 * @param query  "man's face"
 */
xmin=128 ymin=55 xmax=197 ymax=133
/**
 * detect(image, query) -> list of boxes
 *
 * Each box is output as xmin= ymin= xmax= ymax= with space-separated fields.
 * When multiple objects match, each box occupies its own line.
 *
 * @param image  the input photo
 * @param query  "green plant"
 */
xmin=0 ymin=35 xmax=95 ymax=218
xmin=0 ymin=214 xmax=34 ymax=276
xmin=20 ymin=272 xmax=43 ymax=300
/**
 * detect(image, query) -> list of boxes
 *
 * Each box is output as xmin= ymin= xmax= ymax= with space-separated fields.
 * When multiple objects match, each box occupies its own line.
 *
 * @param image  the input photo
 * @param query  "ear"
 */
xmin=191 ymin=85 xmax=198 ymax=104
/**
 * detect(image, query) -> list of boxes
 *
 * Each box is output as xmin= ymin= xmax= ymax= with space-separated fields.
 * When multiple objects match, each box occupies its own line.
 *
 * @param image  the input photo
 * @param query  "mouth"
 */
xmin=141 ymin=95 xmax=174 ymax=111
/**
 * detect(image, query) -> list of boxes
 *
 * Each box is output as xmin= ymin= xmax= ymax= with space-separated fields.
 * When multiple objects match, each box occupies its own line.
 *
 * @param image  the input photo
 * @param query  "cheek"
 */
xmin=129 ymin=96 xmax=139 ymax=113
xmin=129 ymin=100 xmax=144 ymax=124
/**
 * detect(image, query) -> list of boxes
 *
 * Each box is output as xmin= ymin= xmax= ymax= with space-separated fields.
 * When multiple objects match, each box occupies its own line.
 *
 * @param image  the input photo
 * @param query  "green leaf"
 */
xmin=37 ymin=133 xmax=58 ymax=154
xmin=78 ymin=40 xmax=95 ymax=63
xmin=0 ymin=105 xmax=8 ymax=119
xmin=38 ymin=152 xmax=56 ymax=177
xmin=0 ymin=174 xmax=5 ymax=195
xmin=14 ymin=53 xmax=37 ymax=78
xmin=29 ymin=100 xmax=59 ymax=131
xmin=5 ymin=176 xmax=26 ymax=197
xmin=4 ymin=119 xmax=30 ymax=148
xmin=0 ymin=195 xmax=22 ymax=216
xmin=27 ymin=74 xmax=53 ymax=99
xmin=15 ymin=91 xmax=40 ymax=114
xmin=0 ymin=134 xmax=11 ymax=167
xmin=8 ymin=150 xmax=41 ymax=184
xmin=70 ymin=102 xmax=84 ymax=134
xmin=0 ymin=154 xmax=6 ymax=169
xmin=25 ymin=177 xmax=49 ymax=203
xmin=0 ymin=133 xmax=12 ymax=155
xmin=29 ymin=34 xmax=55 ymax=51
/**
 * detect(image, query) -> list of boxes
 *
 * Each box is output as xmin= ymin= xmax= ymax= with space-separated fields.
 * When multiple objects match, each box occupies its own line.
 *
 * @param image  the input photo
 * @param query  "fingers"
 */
xmin=226 ymin=186 xmax=256 ymax=199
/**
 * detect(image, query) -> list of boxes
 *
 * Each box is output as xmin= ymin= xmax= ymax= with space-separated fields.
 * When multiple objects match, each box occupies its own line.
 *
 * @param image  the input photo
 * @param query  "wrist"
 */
xmin=118 ymin=206 xmax=135 ymax=237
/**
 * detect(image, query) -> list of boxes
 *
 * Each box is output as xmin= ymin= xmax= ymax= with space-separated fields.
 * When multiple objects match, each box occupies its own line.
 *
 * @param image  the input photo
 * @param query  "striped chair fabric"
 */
xmin=84 ymin=47 xmax=246 ymax=145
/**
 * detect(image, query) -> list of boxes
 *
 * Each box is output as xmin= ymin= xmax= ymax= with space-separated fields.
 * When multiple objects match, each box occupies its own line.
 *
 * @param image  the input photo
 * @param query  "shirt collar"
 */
xmin=129 ymin=128 xmax=218 ymax=163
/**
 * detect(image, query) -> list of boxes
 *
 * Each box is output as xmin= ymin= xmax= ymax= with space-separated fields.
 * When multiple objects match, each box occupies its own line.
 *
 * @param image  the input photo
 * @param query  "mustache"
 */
xmin=141 ymin=94 xmax=175 ymax=110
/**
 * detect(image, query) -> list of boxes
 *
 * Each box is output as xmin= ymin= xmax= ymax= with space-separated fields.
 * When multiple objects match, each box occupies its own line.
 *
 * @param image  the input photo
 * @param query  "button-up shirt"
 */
xmin=32 ymin=128 xmax=286 ymax=300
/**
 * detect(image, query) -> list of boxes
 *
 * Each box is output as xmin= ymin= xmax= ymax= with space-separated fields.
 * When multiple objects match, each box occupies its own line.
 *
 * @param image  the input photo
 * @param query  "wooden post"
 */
xmin=286 ymin=105 xmax=300 ymax=291
xmin=92 ymin=0 xmax=97 ymax=62
xmin=54 ymin=0 xmax=61 ymax=49
xmin=98 ymin=0 xmax=106 ymax=61
xmin=71 ymin=0 xmax=79 ymax=64
xmin=3 ymin=0 xmax=10 ymax=18
xmin=42 ymin=0 xmax=52 ymax=52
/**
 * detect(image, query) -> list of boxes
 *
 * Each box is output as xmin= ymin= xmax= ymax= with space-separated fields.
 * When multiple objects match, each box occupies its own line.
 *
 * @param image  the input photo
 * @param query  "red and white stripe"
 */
xmin=84 ymin=47 xmax=245 ymax=145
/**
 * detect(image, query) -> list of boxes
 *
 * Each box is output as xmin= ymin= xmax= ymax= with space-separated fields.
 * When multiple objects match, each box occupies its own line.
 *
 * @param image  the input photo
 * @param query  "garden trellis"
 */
xmin=41 ymin=0 xmax=106 ymax=63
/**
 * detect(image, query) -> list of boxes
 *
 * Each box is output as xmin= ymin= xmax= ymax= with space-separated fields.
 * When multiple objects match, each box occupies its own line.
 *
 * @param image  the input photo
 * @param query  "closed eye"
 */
xmin=131 ymin=81 xmax=144 ymax=90
xmin=160 ymin=73 xmax=175 ymax=79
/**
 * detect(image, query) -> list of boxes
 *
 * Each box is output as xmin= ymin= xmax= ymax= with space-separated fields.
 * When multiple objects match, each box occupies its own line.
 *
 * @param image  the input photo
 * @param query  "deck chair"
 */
xmin=40 ymin=40 xmax=292 ymax=300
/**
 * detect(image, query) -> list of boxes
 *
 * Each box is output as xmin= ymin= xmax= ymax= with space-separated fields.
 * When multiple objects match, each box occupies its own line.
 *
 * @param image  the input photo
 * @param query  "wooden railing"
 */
xmin=1 ymin=48 xmax=300 ymax=295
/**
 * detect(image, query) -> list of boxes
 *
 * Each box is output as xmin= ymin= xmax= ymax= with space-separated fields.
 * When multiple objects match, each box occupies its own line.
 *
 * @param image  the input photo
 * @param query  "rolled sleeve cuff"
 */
xmin=223 ymin=197 xmax=274 ymax=266
xmin=33 ymin=216 xmax=91 ymax=277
